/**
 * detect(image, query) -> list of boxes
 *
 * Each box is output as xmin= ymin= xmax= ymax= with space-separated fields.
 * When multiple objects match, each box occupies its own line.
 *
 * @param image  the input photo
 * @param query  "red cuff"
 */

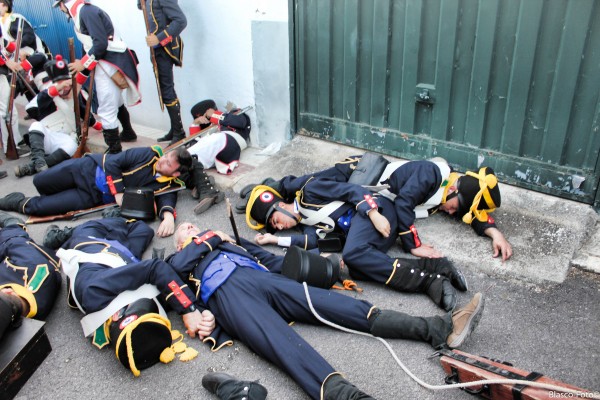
xmin=106 ymin=175 xmax=117 ymax=196
xmin=5 ymin=42 xmax=16 ymax=53
xmin=168 ymin=281 xmax=193 ymax=308
xmin=410 ymin=225 xmax=422 ymax=248
xmin=20 ymin=59 xmax=32 ymax=72
xmin=76 ymin=71 xmax=88 ymax=84
xmin=48 ymin=85 xmax=60 ymax=98
xmin=364 ymin=194 xmax=377 ymax=209
xmin=81 ymin=54 xmax=97 ymax=70
xmin=159 ymin=35 xmax=172 ymax=46
xmin=209 ymin=110 xmax=224 ymax=125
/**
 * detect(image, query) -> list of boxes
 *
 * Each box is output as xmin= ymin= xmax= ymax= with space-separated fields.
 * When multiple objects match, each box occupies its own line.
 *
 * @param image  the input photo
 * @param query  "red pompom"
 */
xmin=55 ymin=54 xmax=63 ymax=61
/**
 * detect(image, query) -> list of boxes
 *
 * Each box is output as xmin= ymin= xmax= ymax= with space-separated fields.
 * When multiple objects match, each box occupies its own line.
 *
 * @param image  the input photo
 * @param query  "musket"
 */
xmin=164 ymin=105 xmax=253 ymax=153
xmin=25 ymin=203 xmax=118 ymax=225
xmin=68 ymin=38 xmax=82 ymax=138
xmin=226 ymin=198 xmax=241 ymax=245
xmin=139 ymin=0 xmax=164 ymax=111
xmin=3 ymin=18 xmax=24 ymax=160
xmin=72 ymin=67 xmax=94 ymax=158
xmin=25 ymin=186 xmax=186 ymax=225
xmin=17 ymin=71 xmax=36 ymax=97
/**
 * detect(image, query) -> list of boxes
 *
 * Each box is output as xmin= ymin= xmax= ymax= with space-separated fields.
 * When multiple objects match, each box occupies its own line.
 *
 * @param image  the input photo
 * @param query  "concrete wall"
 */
xmin=92 ymin=0 xmax=290 ymax=147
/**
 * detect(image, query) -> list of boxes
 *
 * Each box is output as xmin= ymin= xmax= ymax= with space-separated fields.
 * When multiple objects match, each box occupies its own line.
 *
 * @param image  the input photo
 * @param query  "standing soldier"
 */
xmin=53 ymin=0 xmax=141 ymax=154
xmin=138 ymin=0 xmax=187 ymax=145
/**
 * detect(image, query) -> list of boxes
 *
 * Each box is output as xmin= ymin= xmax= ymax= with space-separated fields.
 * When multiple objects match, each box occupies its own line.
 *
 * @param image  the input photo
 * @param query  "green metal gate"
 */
xmin=291 ymin=0 xmax=600 ymax=206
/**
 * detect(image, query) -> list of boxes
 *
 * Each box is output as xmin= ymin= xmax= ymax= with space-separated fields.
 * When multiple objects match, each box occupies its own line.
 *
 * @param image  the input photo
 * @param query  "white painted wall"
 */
xmin=92 ymin=0 xmax=290 ymax=147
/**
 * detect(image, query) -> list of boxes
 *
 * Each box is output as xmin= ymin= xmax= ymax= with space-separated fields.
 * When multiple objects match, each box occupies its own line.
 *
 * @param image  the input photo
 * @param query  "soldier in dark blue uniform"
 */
xmin=0 ymin=145 xmax=192 ymax=237
xmin=243 ymin=155 xmax=512 ymax=310
xmin=0 ymin=212 xmax=61 ymax=340
xmin=48 ymin=218 xmax=214 ymax=376
xmin=244 ymin=175 xmax=463 ymax=311
xmin=54 ymin=0 xmax=141 ymax=153
xmin=168 ymin=221 xmax=485 ymax=400
xmin=138 ymin=0 xmax=187 ymax=145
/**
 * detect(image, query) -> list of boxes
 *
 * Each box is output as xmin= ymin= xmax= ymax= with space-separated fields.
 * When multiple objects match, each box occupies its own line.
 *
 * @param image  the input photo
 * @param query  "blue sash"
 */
xmin=88 ymin=236 xmax=140 ymax=264
xmin=336 ymin=209 xmax=354 ymax=235
xmin=201 ymin=251 xmax=266 ymax=303
xmin=95 ymin=167 xmax=115 ymax=204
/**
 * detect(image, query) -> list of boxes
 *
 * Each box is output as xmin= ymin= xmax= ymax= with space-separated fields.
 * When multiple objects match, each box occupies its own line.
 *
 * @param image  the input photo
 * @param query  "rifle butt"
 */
xmin=439 ymin=349 xmax=593 ymax=400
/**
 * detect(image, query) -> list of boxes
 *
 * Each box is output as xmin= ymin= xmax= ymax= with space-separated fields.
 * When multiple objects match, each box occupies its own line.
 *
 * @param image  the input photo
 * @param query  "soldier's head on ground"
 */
xmin=439 ymin=166 xmax=501 ymax=224
xmin=246 ymin=185 xmax=300 ymax=233
xmin=107 ymin=298 xmax=174 ymax=376
xmin=157 ymin=147 xmax=192 ymax=178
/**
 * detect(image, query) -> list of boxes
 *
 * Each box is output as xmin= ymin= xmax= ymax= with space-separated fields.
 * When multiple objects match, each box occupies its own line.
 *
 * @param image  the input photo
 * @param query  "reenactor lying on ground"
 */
xmin=0 ymin=212 xmax=61 ymax=341
xmin=166 ymin=221 xmax=485 ymax=400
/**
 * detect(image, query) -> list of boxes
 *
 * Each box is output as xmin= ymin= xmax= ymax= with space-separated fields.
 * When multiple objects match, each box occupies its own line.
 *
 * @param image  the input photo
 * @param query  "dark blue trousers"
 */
xmin=154 ymin=49 xmax=177 ymax=104
xmin=207 ymin=267 xmax=373 ymax=400
xmin=342 ymin=197 xmax=400 ymax=282
xmin=26 ymin=157 xmax=103 ymax=216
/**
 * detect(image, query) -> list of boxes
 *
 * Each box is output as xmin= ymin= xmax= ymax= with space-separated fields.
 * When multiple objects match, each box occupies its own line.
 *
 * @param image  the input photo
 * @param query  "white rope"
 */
xmin=302 ymin=283 xmax=599 ymax=398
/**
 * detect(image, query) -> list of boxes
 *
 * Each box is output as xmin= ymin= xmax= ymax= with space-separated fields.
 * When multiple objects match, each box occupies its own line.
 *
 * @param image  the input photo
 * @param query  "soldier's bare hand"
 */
xmin=156 ymin=212 xmax=175 ymax=237
xmin=255 ymin=233 xmax=277 ymax=245
xmin=368 ymin=209 xmax=391 ymax=238
xmin=6 ymin=59 xmax=22 ymax=72
xmin=214 ymin=230 xmax=234 ymax=243
xmin=196 ymin=310 xmax=216 ymax=340
xmin=68 ymin=60 xmax=84 ymax=74
xmin=410 ymin=244 xmax=443 ymax=258
xmin=146 ymin=34 xmax=159 ymax=47
xmin=182 ymin=309 xmax=204 ymax=338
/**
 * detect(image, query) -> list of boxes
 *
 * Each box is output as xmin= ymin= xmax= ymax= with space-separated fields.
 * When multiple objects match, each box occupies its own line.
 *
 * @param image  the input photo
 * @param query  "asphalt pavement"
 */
xmin=1 ymin=132 xmax=598 ymax=400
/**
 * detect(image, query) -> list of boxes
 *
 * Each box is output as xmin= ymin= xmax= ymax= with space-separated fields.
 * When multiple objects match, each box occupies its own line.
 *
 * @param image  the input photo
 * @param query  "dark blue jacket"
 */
xmin=0 ymin=226 xmax=61 ymax=320
xmin=139 ymin=0 xmax=186 ymax=66
xmin=89 ymin=146 xmax=184 ymax=218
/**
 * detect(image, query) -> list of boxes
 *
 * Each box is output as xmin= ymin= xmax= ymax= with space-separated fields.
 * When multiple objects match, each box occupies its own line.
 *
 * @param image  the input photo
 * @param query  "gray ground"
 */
xmin=1 ymin=135 xmax=599 ymax=400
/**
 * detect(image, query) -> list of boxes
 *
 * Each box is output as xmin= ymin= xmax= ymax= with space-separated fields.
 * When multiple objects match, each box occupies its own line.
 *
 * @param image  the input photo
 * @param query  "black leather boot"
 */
xmin=416 ymin=258 xmax=468 ymax=291
xmin=43 ymin=224 xmax=75 ymax=250
xmin=322 ymin=374 xmax=374 ymax=400
xmin=117 ymin=105 xmax=137 ymax=142
xmin=202 ymin=372 xmax=268 ymax=400
xmin=0 ymin=193 xmax=26 ymax=212
xmin=44 ymin=148 xmax=71 ymax=168
xmin=0 ymin=211 xmax=25 ymax=227
xmin=103 ymin=127 xmax=122 ymax=154
xmin=192 ymin=161 xmax=224 ymax=215
xmin=386 ymin=260 xmax=457 ymax=311
xmin=235 ymin=178 xmax=281 ymax=214
xmin=28 ymin=130 xmax=48 ymax=172
xmin=166 ymin=102 xmax=185 ymax=145
xmin=368 ymin=308 xmax=452 ymax=349
xmin=14 ymin=161 xmax=36 ymax=178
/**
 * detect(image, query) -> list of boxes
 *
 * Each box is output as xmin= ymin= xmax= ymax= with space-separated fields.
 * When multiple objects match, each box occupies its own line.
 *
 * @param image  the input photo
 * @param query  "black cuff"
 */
xmin=180 ymin=304 xmax=197 ymax=315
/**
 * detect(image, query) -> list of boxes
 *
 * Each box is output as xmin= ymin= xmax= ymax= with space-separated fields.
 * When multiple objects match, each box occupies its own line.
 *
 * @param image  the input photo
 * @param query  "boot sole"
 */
xmin=447 ymin=294 xmax=485 ymax=348
xmin=193 ymin=192 xmax=225 ymax=215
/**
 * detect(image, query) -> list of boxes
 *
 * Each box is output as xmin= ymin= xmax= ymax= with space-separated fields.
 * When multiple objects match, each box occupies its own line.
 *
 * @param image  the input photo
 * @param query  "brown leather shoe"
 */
xmin=446 ymin=292 xmax=484 ymax=348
